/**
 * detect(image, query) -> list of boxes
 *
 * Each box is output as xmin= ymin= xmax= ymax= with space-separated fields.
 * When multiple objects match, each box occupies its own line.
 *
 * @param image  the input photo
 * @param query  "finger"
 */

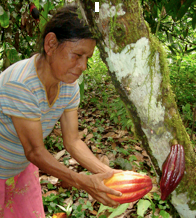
xmin=104 ymin=185 xmax=122 ymax=197
xmin=89 ymin=187 xmax=120 ymax=207
xmin=113 ymin=169 xmax=123 ymax=174
xmin=101 ymin=170 xmax=114 ymax=180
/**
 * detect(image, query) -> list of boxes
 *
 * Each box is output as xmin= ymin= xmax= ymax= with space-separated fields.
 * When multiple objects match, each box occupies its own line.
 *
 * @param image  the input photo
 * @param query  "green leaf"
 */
xmin=39 ymin=1 xmax=50 ymax=31
xmin=176 ymin=0 xmax=193 ymax=20
xmin=153 ymin=192 xmax=161 ymax=201
xmin=129 ymin=155 xmax=137 ymax=162
xmin=0 ymin=10 xmax=9 ymax=28
xmin=114 ymin=157 xmax=132 ymax=170
xmin=79 ymin=75 xmax=85 ymax=102
xmin=7 ymin=48 xmax=20 ymax=64
xmin=159 ymin=210 xmax=170 ymax=218
xmin=192 ymin=12 xmax=196 ymax=29
xmin=5 ymin=176 xmax=15 ymax=186
xmin=150 ymin=201 xmax=156 ymax=216
xmin=108 ymin=203 xmax=130 ymax=218
xmin=33 ymin=0 xmax=40 ymax=9
xmin=97 ymin=204 xmax=114 ymax=216
xmin=57 ymin=204 xmax=67 ymax=213
xmin=165 ymin=0 xmax=181 ymax=18
xmin=137 ymin=199 xmax=151 ymax=217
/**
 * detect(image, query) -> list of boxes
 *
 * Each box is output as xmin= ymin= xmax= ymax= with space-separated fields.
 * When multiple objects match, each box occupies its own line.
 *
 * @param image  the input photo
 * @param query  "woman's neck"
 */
xmin=35 ymin=54 xmax=59 ymax=105
xmin=36 ymin=54 xmax=59 ymax=91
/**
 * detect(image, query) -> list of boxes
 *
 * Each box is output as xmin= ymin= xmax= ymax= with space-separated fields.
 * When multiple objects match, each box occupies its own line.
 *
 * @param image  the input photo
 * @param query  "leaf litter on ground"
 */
xmin=41 ymin=72 xmax=167 ymax=217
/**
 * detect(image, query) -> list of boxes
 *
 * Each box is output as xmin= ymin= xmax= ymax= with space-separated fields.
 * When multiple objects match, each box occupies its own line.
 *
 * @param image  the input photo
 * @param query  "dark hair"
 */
xmin=39 ymin=5 xmax=94 ymax=55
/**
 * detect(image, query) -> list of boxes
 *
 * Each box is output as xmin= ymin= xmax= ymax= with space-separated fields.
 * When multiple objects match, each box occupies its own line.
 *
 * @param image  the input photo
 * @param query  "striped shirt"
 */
xmin=0 ymin=55 xmax=80 ymax=179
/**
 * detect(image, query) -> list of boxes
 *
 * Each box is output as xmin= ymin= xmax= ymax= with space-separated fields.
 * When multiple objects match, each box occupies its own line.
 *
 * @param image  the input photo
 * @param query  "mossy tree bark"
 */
xmin=79 ymin=0 xmax=196 ymax=217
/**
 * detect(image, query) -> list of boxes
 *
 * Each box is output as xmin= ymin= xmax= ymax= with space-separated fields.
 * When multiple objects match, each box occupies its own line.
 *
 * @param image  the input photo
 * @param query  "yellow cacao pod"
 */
xmin=52 ymin=213 xmax=67 ymax=218
xmin=104 ymin=171 xmax=152 ymax=204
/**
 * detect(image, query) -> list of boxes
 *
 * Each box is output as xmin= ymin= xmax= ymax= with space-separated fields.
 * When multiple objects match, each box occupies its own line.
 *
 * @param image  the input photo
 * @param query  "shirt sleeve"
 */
xmin=0 ymin=81 xmax=41 ymax=120
xmin=64 ymin=81 xmax=80 ymax=112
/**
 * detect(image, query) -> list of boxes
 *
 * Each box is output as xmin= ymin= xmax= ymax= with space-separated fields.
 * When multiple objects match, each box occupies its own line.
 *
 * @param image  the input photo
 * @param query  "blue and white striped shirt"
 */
xmin=0 ymin=55 xmax=80 ymax=179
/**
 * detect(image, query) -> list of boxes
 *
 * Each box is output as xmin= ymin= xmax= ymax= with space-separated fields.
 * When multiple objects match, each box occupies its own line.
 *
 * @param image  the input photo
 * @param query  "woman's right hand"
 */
xmin=78 ymin=171 xmax=122 ymax=207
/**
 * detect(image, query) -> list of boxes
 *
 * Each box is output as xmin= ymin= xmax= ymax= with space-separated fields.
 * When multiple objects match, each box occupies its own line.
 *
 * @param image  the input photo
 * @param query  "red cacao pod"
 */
xmin=104 ymin=171 xmax=152 ymax=204
xmin=160 ymin=144 xmax=185 ymax=200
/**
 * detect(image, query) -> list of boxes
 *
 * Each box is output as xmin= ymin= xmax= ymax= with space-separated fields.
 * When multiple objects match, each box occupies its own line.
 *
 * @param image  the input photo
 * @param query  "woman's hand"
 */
xmin=78 ymin=170 xmax=122 ymax=207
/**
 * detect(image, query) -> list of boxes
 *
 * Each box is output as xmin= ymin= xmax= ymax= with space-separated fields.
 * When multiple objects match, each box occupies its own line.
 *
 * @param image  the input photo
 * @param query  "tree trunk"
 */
xmin=79 ymin=0 xmax=196 ymax=217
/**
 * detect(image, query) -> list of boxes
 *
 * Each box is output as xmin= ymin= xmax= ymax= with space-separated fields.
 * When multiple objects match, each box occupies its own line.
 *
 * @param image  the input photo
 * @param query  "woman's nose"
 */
xmin=78 ymin=57 xmax=87 ymax=71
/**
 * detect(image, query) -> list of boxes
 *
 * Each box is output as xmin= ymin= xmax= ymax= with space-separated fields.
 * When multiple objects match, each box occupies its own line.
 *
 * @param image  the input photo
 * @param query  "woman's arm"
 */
xmin=60 ymin=110 xmax=122 ymax=205
xmin=60 ymin=109 xmax=112 ymax=174
xmin=11 ymin=115 xmax=121 ymax=207
xmin=11 ymin=116 xmax=82 ymax=188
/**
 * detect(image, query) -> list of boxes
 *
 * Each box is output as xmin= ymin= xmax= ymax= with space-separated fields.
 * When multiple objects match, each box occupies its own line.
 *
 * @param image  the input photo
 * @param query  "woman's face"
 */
xmin=49 ymin=38 xmax=96 ymax=84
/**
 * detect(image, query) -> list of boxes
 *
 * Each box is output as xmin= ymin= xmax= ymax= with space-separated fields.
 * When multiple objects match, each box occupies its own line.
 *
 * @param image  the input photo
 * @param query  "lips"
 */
xmin=71 ymin=72 xmax=81 ymax=78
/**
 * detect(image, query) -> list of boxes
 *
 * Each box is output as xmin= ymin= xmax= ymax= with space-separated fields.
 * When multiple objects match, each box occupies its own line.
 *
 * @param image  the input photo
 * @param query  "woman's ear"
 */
xmin=44 ymin=32 xmax=58 ymax=56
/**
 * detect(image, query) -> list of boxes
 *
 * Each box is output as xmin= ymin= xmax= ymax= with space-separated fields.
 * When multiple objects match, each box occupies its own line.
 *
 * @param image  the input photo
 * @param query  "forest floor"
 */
xmin=41 ymin=72 xmax=179 ymax=218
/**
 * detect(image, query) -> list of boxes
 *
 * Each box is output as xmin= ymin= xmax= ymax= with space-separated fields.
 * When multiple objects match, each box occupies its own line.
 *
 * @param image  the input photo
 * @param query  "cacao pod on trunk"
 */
xmin=104 ymin=171 xmax=152 ymax=204
xmin=160 ymin=144 xmax=185 ymax=200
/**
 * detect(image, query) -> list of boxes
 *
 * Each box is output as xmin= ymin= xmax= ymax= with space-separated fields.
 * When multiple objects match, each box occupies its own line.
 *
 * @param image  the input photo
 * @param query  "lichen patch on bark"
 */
xmin=106 ymin=37 xmax=163 ymax=126
xmin=105 ymin=37 xmax=173 ymax=167
xmin=172 ymin=192 xmax=196 ymax=218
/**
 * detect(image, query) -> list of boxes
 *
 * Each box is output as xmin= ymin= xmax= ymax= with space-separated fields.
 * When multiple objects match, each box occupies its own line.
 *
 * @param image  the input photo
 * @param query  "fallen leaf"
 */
xmin=84 ymin=133 xmax=94 ymax=143
xmin=134 ymin=145 xmax=143 ymax=151
xmin=54 ymin=149 xmax=66 ymax=160
xmin=39 ymin=175 xmax=58 ymax=185
xmin=48 ymin=176 xmax=59 ymax=184
xmin=142 ymin=150 xmax=149 ymax=157
xmin=93 ymin=128 xmax=98 ymax=132
xmin=134 ymin=152 xmax=144 ymax=162
xmin=151 ymin=177 xmax=158 ymax=184
xmin=98 ymin=155 xmax=110 ymax=166
xmin=90 ymin=210 xmax=97 ymax=216
xmin=102 ymin=132 xmax=118 ymax=139
xmin=116 ymin=130 xmax=128 ymax=138
xmin=88 ymin=193 xmax=94 ymax=202
xmin=39 ymin=175 xmax=49 ymax=183
xmin=69 ymin=158 xmax=78 ymax=165
xmin=111 ymin=142 xmax=117 ymax=149
xmin=79 ymin=128 xmax=88 ymax=139
xmin=107 ymin=152 xmax=116 ymax=161
xmin=79 ymin=131 xmax=84 ymax=139
xmin=53 ymin=128 xmax=62 ymax=137
xmin=118 ymin=137 xmax=130 ymax=143
xmin=92 ymin=145 xmax=103 ymax=153
xmin=43 ymin=190 xmax=59 ymax=197
xmin=128 ymin=202 xmax=135 ymax=209
xmin=63 ymin=197 xmax=73 ymax=205
xmin=151 ymin=185 xmax=161 ymax=196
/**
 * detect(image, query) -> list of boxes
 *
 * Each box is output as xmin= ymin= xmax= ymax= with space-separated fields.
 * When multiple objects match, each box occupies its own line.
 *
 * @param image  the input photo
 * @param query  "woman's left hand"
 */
xmin=77 ymin=170 xmax=122 ymax=207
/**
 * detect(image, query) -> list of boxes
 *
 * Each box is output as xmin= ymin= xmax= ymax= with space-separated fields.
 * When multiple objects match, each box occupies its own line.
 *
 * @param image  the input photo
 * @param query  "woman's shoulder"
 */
xmin=0 ymin=55 xmax=37 ymax=86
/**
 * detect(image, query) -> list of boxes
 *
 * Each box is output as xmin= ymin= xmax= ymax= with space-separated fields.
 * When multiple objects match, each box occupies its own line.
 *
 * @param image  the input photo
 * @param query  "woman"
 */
xmin=0 ymin=5 xmax=122 ymax=218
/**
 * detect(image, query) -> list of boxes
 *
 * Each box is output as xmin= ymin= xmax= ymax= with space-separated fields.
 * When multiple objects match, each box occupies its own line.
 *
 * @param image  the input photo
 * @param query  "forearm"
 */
xmin=26 ymin=146 xmax=82 ymax=189
xmin=64 ymin=139 xmax=111 ymax=174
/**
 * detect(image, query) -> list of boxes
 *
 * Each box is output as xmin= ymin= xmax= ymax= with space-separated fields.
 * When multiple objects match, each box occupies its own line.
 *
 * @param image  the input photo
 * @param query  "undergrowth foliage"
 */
xmin=169 ymin=53 xmax=196 ymax=142
xmin=41 ymin=46 xmax=195 ymax=217
xmin=0 ymin=1 xmax=195 ymax=217
xmin=81 ymin=47 xmax=134 ymax=133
